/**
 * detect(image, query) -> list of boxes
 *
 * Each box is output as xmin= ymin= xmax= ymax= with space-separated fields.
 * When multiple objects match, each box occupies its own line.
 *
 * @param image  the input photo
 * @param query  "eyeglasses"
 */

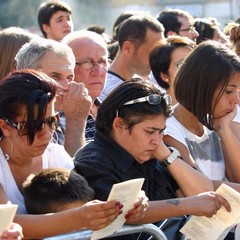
xmin=179 ymin=26 xmax=196 ymax=33
xmin=75 ymin=58 xmax=108 ymax=70
xmin=169 ymin=59 xmax=184 ymax=70
xmin=3 ymin=114 xmax=59 ymax=135
xmin=123 ymin=94 xmax=172 ymax=106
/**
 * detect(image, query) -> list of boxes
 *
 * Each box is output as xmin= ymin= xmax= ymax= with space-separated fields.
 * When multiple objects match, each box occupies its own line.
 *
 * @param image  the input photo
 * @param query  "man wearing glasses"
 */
xmin=15 ymin=38 xmax=91 ymax=157
xmin=62 ymin=30 xmax=109 ymax=141
xmin=156 ymin=9 xmax=199 ymax=42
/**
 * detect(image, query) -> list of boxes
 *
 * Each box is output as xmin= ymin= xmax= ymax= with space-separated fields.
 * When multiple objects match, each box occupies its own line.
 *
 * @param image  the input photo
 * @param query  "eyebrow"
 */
xmin=227 ymin=84 xmax=240 ymax=88
xmin=50 ymin=72 xmax=62 ymax=77
xmin=148 ymin=126 xmax=166 ymax=131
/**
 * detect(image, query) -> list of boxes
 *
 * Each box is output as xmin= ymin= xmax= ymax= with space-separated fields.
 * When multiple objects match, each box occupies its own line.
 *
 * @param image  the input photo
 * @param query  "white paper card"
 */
xmin=180 ymin=183 xmax=240 ymax=240
xmin=91 ymin=178 xmax=144 ymax=240
xmin=0 ymin=204 xmax=18 ymax=235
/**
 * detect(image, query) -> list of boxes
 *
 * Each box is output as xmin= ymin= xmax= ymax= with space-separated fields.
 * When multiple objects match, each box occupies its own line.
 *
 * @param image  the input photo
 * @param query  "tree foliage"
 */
xmin=0 ymin=0 xmax=40 ymax=29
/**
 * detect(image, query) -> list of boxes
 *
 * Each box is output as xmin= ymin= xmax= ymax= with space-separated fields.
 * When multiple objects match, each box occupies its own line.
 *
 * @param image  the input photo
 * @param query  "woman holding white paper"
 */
xmin=74 ymin=77 xmax=233 ymax=240
xmin=0 ymin=69 xmax=138 ymax=239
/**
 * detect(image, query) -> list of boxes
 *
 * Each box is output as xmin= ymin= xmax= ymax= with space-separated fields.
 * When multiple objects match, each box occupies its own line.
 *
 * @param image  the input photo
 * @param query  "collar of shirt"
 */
xmin=95 ymin=131 xmax=136 ymax=172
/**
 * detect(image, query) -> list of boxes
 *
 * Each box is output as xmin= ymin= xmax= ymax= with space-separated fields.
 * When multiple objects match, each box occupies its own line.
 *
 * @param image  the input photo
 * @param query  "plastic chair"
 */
xmin=44 ymin=223 xmax=168 ymax=240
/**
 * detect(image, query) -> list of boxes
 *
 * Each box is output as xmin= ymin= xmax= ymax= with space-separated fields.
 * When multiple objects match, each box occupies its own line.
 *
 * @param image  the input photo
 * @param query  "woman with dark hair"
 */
xmin=0 ymin=69 xmax=124 ymax=239
xmin=164 ymin=40 xmax=240 ymax=183
xmin=149 ymin=36 xmax=195 ymax=105
xmin=74 ymin=78 xmax=231 ymax=240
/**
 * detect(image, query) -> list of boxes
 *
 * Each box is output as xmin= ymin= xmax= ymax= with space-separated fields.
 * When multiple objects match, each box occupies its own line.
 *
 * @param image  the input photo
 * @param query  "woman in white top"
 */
xmin=0 ymin=70 xmax=136 ymax=239
xmin=164 ymin=41 xmax=240 ymax=183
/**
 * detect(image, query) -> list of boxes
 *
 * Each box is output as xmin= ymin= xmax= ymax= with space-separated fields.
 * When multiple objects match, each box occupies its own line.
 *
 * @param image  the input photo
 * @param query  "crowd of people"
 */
xmin=0 ymin=1 xmax=240 ymax=240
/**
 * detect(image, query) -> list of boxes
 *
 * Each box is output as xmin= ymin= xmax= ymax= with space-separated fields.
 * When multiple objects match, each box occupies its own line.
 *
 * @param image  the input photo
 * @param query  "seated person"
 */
xmin=164 ymin=41 xmax=240 ymax=182
xmin=74 ymin=78 xmax=232 ymax=240
xmin=22 ymin=168 xmax=94 ymax=214
xmin=149 ymin=35 xmax=195 ymax=105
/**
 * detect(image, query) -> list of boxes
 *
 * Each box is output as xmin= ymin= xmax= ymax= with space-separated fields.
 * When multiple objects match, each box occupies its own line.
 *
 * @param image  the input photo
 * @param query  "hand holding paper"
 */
xmin=91 ymin=178 xmax=145 ymax=240
xmin=180 ymin=184 xmax=240 ymax=240
xmin=0 ymin=204 xmax=18 ymax=236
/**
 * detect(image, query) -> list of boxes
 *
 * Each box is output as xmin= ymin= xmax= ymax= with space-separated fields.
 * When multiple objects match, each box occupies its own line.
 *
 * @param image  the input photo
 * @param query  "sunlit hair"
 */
xmin=149 ymin=36 xmax=195 ymax=90
xmin=117 ymin=13 xmax=164 ymax=50
xmin=96 ymin=78 xmax=172 ymax=135
xmin=15 ymin=38 xmax=75 ymax=70
xmin=174 ymin=40 xmax=240 ymax=130
xmin=224 ymin=22 xmax=240 ymax=56
xmin=0 ymin=27 xmax=36 ymax=81
xmin=0 ymin=69 xmax=57 ymax=144
xmin=194 ymin=17 xmax=220 ymax=44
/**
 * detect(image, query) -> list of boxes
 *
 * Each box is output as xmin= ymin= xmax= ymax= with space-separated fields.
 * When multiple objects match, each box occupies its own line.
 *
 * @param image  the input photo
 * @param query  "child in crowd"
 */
xmin=22 ymin=168 xmax=94 ymax=214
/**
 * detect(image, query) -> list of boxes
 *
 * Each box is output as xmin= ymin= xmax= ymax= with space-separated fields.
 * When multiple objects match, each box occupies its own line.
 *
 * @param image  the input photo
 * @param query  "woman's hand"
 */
xmin=0 ymin=222 xmax=23 ymax=240
xmin=213 ymin=105 xmax=237 ymax=132
xmin=79 ymin=200 xmax=123 ymax=231
xmin=187 ymin=192 xmax=231 ymax=218
xmin=125 ymin=190 xmax=149 ymax=223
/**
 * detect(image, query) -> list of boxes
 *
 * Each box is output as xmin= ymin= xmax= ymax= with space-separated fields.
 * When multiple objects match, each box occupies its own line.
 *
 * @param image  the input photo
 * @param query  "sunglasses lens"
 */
xmin=35 ymin=115 xmax=59 ymax=132
xmin=149 ymin=95 xmax=161 ymax=104
xmin=18 ymin=123 xmax=27 ymax=134
xmin=45 ymin=115 xmax=59 ymax=130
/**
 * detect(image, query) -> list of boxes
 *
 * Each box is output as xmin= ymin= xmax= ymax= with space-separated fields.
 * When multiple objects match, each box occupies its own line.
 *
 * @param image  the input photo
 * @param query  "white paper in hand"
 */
xmin=0 ymin=204 xmax=18 ymax=235
xmin=91 ymin=178 xmax=144 ymax=240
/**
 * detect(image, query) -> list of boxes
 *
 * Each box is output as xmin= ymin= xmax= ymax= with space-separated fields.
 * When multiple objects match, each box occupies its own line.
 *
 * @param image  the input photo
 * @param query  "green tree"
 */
xmin=0 ymin=0 xmax=41 ymax=29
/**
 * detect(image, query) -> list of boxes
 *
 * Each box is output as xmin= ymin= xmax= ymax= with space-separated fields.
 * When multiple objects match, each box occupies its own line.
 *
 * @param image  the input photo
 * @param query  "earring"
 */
xmin=4 ymin=137 xmax=13 ymax=161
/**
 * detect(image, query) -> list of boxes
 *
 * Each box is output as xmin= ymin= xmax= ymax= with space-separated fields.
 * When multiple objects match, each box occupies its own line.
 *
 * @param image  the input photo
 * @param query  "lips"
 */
xmin=64 ymin=29 xmax=71 ymax=34
xmin=37 ymin=143 xmax=49 ymax=149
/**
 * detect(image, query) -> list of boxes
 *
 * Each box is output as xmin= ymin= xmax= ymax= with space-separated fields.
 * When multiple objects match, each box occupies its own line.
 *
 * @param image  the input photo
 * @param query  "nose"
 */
xmin=151 ymin=131 xmax=164 ymax=145
xmin=193 ymin=29 xmax=199 ymax=39
xmin=37 ymin=124 xmax=53 ymax=140
xmin=90 ymin=63 xmax=106 ymax=75
xmin=61 ymin=78 xmax=70 ymax=88
xmin=236 ymin=90 xmax=240 ymax=105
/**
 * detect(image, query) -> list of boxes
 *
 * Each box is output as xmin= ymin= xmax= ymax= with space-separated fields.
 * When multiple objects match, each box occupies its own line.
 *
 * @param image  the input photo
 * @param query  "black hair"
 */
xmin=0 ymin=69 xmax=57 ymax=144
xmin=38 ymin=1 xmax=72 ymax=38
xmin=96 ymin=78 xmax=172 ymax=135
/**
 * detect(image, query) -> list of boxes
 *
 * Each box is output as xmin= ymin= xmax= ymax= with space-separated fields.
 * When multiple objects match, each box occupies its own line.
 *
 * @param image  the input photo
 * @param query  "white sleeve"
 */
xmin=42 ymin=143 xmax=74 ymax=169
xmin=164 ymin=116 xmax=189 ymax=148
xmin=233 ymin=106 xmax=240 ymax=123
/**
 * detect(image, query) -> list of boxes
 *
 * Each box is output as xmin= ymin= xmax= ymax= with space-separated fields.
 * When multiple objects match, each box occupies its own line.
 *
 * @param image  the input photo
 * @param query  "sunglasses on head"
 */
xmin=123 ymin=94 xmax=172 ymax=106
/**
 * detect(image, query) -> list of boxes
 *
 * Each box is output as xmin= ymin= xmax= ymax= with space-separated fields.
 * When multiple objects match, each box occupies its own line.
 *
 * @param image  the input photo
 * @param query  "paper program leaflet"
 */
xmin=91 ymin=178 xmax=145 ymax=240
xmin=0 ymin=204 xmax=18 ymax=235
xmin=180 ymin=183 xmax=240 ymax=240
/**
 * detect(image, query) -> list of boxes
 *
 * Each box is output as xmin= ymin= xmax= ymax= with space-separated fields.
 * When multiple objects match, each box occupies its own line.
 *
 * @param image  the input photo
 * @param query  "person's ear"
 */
xmin=0 ymin=119 xmax=12 ymax=138
xmin=122 ymin=41 xmax=134 ymax=54
xmin=160 ymin=72 xmax=170 ymax=83
xmin=42 ymin=24 xmax=50 ymax=36
xmin=113 ymin=117 xmax=126 ymax=134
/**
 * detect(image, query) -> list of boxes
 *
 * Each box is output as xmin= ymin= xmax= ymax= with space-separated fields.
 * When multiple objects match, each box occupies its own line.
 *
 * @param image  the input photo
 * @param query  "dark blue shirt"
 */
xmin=74 ymin=131 xmax=179 ymax=201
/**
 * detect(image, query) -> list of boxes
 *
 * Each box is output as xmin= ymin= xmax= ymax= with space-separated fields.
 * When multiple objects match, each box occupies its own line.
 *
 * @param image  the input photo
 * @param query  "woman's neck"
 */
xmin=173 ymin=104 xmax=204 ymax=136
